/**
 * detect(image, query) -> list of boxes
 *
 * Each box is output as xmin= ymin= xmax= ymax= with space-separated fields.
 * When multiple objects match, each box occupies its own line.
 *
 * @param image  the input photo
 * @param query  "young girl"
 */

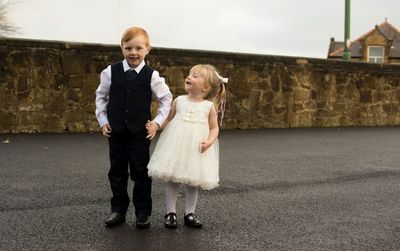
xmin=146 ymin=64 xmax=227 ymax=229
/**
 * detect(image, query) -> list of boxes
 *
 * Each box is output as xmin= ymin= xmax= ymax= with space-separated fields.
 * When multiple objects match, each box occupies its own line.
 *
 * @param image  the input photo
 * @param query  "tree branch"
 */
xmin=0 ymin=0 xmax=17 ymax=37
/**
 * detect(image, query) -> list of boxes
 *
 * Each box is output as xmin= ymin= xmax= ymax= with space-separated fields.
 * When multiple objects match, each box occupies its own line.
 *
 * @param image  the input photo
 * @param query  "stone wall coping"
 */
xmin=2 ymin=37 xmax=400 ymax=72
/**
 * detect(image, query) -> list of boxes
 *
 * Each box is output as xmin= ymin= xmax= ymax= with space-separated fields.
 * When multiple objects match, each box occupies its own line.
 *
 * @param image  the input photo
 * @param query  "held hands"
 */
xmin=146 ymin=120 xmax=159 ymax=140
xmin=200 ymin=140 xmax=212 ymax=153
xmin=102 ymin=124 xmax=112 ymax=137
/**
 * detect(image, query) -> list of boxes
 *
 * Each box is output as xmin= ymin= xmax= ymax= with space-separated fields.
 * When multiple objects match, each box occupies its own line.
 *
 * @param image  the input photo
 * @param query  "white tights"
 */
xmin=165 ymin=182 xmax=198 ymax=214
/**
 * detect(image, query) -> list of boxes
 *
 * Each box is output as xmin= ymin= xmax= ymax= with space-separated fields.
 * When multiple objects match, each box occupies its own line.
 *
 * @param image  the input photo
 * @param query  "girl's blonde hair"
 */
xmin=190 ymin=64 xmax=227 ymax=124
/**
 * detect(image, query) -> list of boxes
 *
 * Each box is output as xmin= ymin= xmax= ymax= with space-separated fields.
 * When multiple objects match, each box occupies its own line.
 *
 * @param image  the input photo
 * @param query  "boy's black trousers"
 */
xmin=107 ymin=128 xmax=152 ymax=216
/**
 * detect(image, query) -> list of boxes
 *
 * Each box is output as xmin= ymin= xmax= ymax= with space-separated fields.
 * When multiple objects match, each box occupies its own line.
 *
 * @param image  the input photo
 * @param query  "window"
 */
xmin=368 ymin=46 xmax=384 ymax=63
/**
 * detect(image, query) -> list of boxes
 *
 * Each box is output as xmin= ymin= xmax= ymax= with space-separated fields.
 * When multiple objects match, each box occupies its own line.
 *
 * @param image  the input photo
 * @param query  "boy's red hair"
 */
xmin=121 ymin=27 xmax=150 ymax=47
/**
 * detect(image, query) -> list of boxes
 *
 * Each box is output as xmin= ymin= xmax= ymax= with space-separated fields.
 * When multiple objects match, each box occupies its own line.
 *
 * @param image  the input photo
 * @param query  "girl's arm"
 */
xmin=200 ymin=105 xmax=219 ymax=153
xmin=146 ymin=98 xmax=177 ymax=139
xmin=161 ymin=98 xmax=177 ymax=129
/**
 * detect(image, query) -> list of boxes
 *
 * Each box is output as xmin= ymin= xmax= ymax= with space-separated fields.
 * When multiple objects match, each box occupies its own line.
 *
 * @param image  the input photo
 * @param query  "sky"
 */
xmin=6 ymin=0 xmax=400 ymax=58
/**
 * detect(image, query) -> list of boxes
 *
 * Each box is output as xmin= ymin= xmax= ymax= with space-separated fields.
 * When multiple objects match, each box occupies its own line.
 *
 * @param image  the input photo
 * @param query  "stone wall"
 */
xmin=1 ymin=38 xmax=400 ymax=133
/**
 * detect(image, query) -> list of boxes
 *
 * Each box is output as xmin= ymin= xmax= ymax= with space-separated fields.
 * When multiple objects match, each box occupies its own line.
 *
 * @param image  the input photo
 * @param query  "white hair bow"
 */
xmin=216 ymin=73 xmax=229 ymax=84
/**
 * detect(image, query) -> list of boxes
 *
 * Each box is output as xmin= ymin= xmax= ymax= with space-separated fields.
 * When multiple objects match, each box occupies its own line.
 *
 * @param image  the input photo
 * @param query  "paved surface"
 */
xmin=1 ymin=127 xmax=400 ymax=251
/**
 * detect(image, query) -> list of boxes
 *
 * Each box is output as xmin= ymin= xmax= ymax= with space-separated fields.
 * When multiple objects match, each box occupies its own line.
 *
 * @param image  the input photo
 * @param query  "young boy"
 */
xmin=95 ymin=27 xmax=172 ymax=229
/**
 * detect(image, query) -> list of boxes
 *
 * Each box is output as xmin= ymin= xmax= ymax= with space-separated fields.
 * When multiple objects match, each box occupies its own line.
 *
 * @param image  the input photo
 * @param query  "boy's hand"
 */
xmin=200 ymin=140 xmax=212 ymax=153
xmin=102 ymin=124 xmax=112 ymax=137
xmin=146 ymin=120 xmax=159 ymax=140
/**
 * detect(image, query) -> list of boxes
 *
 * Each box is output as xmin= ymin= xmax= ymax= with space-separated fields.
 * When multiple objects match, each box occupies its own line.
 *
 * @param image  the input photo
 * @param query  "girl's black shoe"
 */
xmin=184 ymin=213 xmax=203 ymax=228
xmin=164 ymin=212 xmax=178 ymax=229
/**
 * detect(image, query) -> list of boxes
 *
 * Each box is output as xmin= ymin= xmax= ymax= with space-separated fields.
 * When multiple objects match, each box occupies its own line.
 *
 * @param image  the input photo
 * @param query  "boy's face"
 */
xmin=121 ymin=35 xmax=150 ymax=68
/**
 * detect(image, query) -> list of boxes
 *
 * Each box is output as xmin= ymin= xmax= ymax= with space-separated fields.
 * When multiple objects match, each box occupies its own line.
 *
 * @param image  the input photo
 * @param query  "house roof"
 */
xmin=328 ymin=20 xmax=400 ymax=58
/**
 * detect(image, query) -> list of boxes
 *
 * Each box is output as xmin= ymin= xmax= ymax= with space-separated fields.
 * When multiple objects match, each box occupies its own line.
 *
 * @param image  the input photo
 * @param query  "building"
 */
xmin=328 ymin=19 xmax=400 ymax=64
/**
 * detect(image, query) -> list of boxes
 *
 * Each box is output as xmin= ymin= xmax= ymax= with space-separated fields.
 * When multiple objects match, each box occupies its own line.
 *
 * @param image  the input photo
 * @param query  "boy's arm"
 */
xmin=161 ymin=98 xmax=177 ymax=129
xmin=200 ymin=105 xmax=219 ymax=153
xmin=150 ymin=70 xmax=173 ymax=127
xmin=95 ymin=66 xmax=112 ymax=128
xmin=145 ymin=98 xmax=177 ymax=140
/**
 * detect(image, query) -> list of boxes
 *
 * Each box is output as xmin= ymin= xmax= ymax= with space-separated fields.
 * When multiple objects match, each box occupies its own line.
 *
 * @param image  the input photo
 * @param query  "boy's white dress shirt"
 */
xmin=95 ymin=60 xmax=172 ymax=128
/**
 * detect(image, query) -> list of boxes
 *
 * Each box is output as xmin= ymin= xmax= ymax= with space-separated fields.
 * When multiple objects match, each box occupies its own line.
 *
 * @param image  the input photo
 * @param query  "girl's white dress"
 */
xmin=148 ymin=95 xmax=219 ymax=190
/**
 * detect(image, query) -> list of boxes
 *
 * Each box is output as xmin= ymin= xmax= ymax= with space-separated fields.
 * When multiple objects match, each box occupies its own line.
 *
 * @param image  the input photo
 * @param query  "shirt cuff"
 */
xmin=153 ymin=117 xmax=163 ymax=128
xmin=98 ymin=116 xmax=109 ymax=128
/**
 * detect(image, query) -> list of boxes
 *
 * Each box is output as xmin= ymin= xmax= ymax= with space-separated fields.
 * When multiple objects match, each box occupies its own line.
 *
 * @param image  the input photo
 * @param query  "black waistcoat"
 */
xmin=107 ymin=62 xmax=154 ymax=133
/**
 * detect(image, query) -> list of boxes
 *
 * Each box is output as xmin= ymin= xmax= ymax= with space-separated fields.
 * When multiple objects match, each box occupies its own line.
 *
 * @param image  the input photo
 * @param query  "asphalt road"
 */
xmin=1 ymin=127 xmax=400 ymax=250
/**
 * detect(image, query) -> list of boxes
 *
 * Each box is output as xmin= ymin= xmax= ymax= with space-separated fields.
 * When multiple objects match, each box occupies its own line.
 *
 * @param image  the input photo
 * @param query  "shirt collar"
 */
xmin=122 ymin=59 xmax=145 ymax=73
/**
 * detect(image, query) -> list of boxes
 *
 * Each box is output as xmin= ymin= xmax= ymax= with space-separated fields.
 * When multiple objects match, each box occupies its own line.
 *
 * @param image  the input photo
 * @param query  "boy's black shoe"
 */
xmin=136 ymin=214 xmax=151 ymax=229
xmin=105 ymin=212 xmax=126 ymax=227
xmin=164 ymin=212 xmax=178 ymax=229
xmin=184 ymin=213 xmax=203 ymax=228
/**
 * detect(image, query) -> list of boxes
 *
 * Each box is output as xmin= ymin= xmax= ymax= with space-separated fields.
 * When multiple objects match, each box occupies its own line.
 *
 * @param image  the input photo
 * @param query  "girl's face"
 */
xmin=121 ymin=35 xmax=150 ymax=68
xmin=184 ymin=69 xmax=209 ymax=96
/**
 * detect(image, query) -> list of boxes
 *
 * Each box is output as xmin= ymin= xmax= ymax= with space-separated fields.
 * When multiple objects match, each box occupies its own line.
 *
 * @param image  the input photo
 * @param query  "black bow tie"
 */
xmin=126 ymin=70 xmax=138 ymax=81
